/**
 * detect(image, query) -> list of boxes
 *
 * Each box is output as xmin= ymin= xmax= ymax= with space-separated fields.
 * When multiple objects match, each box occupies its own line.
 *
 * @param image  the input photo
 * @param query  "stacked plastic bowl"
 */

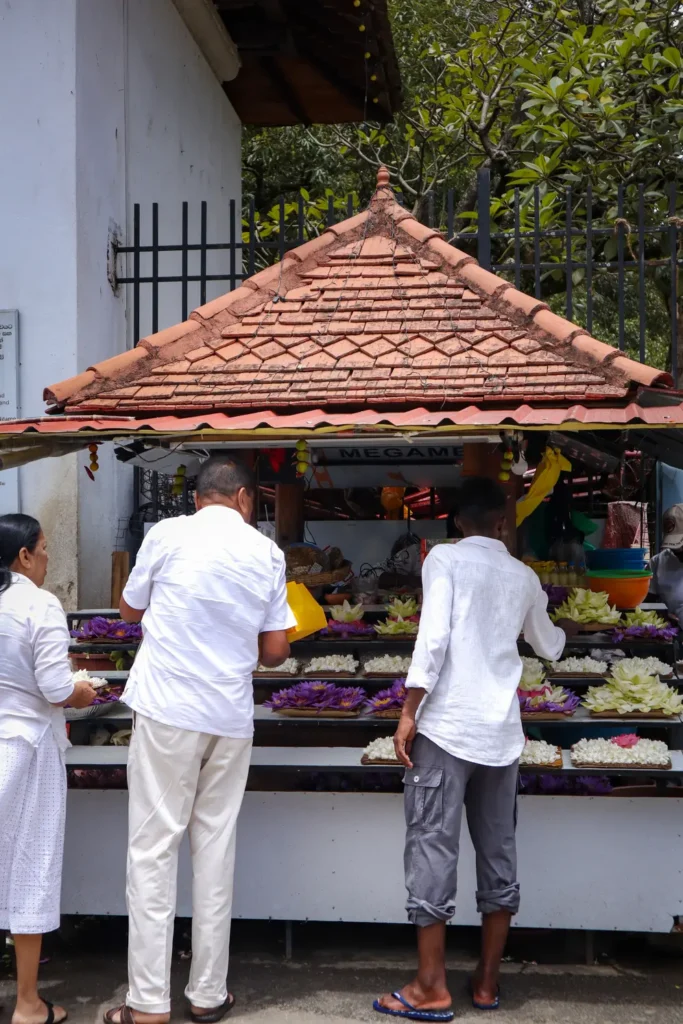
xmin=586 ymin=549 xmax=651 ymax=609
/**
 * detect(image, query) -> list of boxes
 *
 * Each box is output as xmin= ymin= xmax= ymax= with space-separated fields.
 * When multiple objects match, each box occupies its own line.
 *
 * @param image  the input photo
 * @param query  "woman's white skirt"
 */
xmin=0 ymin=731 xmax=66 ymax=934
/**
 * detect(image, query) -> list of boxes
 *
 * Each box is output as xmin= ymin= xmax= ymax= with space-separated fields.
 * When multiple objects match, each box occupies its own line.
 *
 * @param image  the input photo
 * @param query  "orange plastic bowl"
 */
xmin=587 ymin=574 xmax=652 ymax=610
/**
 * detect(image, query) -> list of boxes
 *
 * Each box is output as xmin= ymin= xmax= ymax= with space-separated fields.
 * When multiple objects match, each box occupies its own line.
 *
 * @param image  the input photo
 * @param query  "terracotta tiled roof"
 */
xmin=45 ymin=169 xmax=672 ymax=415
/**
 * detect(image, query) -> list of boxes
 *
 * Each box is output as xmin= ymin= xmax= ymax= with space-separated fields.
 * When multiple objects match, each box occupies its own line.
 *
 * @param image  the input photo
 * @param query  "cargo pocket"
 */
xmin=403 ymin=766 xmax=444 ymax=832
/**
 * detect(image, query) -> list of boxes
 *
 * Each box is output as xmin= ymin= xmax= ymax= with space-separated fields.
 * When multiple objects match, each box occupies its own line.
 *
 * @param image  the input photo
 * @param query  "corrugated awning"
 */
xmin=3 ymin=401 xmax=683 ymax=443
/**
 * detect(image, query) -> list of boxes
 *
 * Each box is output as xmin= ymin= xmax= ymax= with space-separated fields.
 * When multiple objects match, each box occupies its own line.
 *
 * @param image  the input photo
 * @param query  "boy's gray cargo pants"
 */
xmin=404 ymin=733 xmax=520 ymax=927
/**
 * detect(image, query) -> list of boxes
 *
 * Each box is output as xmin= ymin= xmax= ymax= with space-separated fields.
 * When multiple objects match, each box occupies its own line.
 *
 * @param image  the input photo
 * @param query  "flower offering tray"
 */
xmin=521 ymin=711 xmax=577 ymax=721
xmin=368 ymin=709 xmax=402 ymax=720
xmin=360 ymin=754 xmax=401 ymax=766
xmin=571 ymin=758 xmax=672 ymax=770
xmin=589 ymin=710 xmax=677 ymax=719
xmin=273 ymin=709 xmax=362 ymax=718
xmin=548 ymin=672 xmax=607 ymax=680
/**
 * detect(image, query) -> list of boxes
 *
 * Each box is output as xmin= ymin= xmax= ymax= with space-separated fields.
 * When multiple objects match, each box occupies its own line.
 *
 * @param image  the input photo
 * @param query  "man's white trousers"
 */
xmin=126 ymin=713 xmax=251 ymax=1014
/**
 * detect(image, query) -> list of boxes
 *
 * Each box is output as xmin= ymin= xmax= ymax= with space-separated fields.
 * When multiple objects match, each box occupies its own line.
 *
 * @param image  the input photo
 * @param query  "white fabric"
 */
xmin=122 ymin=506 xmax=292 ymax=738
xmin=126 ymin=713 xmax=252 ymax=1014
xmin=407 ymin=536 xmax=566 ymax=767
xmin=0 ymin=732 xmax=66 ymax=934
xmin=0 ymin=574 xmax=73 ymax=751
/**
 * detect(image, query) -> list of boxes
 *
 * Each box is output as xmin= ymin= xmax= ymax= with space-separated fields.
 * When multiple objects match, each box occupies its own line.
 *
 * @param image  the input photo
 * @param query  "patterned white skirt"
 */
xmin=0 ymin=731 xmax=66 ymax=934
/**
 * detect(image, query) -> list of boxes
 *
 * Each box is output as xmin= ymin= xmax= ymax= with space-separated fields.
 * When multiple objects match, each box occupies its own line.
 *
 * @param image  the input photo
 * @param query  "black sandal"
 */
xmin=41 ymin=1001 xmax=68 ymax=1024
xmin=189 ymin=994 xmax=235 ymax=1023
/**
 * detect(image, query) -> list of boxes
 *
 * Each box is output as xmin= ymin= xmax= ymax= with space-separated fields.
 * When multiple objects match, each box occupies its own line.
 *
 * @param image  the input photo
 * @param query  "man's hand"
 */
xmin=556 ymin=617 xmax=580 ymax=639
xmin=68 ymin=680 xmax=98 ymax=709
xmin=394 ymin=712 xmax=417 ymax=769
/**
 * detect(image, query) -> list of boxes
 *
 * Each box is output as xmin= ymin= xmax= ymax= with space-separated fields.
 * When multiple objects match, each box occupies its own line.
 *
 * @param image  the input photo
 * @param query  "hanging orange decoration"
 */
xmin=293 ymin=439 xmax=310 ymax=478
xmin=172 ymin=464 xmax=187 ymax=497
xmin=85 ymin=443 xmax=99 ymax=480
xmin=381 ymin=487 xmax=405 ymax=513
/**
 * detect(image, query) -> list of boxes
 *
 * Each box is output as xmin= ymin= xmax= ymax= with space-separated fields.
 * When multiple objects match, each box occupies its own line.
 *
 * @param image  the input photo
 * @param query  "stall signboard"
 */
xmin=0 ymin=311 xmax=19 ymax=514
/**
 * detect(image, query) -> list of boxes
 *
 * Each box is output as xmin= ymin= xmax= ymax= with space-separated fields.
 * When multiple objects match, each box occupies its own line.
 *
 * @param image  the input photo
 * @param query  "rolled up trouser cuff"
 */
xmin=476 ymin=882 xmax=520 ymax=916
xmin=407 ymin=896 xmax=455 ymax=927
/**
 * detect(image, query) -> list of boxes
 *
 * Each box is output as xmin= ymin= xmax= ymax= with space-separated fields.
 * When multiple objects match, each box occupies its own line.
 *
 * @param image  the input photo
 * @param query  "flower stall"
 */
xmin=4 ymin=168 xmax=683 ymax=934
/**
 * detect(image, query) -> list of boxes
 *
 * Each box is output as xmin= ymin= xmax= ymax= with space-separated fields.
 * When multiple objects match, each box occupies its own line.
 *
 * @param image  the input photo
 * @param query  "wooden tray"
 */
xmin=302 ymin=670 xmax=358 ymax=677
xmin=548 ymin=672 xmax=607 ymax=679
xmin=368 ymin=709 xmax=403 ymax=720
xmin=253 ymin=671 xmax=300 ymax=679
xmin=577 ymin=623 xmax=618 ymax=633
xmin=572 ymin=758 xmax=672 ymax=770
xmin=361 ymin=754 xmax=401 ymax=766
xmin=363 ymin=672 xmax=410 ymax=679
xmin=588 ymin=710 xmax=678 ymax=719
xmin=521 ymin=711 xmax=577 ymax=721
xmin=520 ymin=757 xmax=563 ymax=769
xmin=273 ymin=709 xmax=362 ymax=718
xmin=321 ymin=634 xmax=375 ymax=640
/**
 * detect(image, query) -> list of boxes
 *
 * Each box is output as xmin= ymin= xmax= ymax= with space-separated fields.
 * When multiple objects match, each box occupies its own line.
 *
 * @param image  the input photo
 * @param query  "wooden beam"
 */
xmin=260 ymin=57 xmax=311 ymax=125
xmin=275 ymin=483 xmax=305 ymax=547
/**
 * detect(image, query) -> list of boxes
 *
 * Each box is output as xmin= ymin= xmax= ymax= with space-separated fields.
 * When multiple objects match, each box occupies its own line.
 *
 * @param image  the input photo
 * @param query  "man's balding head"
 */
xmin=195 ymin=456 xmax=256 ymax=521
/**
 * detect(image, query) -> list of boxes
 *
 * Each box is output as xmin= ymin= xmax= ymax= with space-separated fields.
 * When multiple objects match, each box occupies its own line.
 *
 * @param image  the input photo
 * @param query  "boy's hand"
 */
xmin=69 ymin=680 xmax=98 ymax=708
xmin=394 ymin=713 xmax=417 ymax=769
xmin=556 ymin=617 xmax=580 ymax=639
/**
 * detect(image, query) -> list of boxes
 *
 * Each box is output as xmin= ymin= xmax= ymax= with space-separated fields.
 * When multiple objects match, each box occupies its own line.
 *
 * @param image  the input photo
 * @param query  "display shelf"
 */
xmin=90 ymin=670 xmax=130 ymax=682
xmin=522 ymin=707 xmax=682 ymax=726
xmin=64 ymin=743 xmax=683 ymax=776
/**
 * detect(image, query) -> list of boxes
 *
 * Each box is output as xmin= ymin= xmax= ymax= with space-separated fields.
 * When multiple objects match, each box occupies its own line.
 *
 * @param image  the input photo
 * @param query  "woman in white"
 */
xmin=0 ymin=514 xmax=96 ymax=1024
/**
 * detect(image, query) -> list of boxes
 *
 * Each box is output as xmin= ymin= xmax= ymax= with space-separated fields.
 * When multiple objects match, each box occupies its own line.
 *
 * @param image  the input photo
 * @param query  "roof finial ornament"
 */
xmin=376 ymin=165 xmax=390 ymax=188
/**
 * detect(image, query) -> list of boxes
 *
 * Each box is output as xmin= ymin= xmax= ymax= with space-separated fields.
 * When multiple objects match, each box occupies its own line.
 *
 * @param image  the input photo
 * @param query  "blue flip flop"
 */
xmin=373 ymin=991 xmax=454 ymax=1021
xmin=468 ymin=979 xmax=500 ymax=1011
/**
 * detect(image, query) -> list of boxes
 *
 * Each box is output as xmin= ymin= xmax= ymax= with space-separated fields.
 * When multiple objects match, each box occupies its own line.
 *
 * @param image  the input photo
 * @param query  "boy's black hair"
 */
xmin=457 ymin=476 xmax=506 ymax=527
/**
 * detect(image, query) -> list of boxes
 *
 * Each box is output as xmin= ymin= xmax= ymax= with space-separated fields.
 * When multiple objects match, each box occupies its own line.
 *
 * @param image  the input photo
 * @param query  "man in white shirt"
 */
xmin=375 ymin=477 xmax=574 ymax=1022
xmin=105 ymin=457 xmax=291 ymax=1024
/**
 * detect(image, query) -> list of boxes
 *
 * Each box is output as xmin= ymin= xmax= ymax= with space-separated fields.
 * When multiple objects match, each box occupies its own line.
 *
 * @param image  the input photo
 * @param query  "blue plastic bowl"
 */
xmin=586 ymin=548 xmax=647 ymax=570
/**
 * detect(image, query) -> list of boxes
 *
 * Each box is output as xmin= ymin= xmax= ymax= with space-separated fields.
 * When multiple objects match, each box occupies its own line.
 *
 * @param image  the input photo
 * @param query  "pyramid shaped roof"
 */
xmin=45 ymin=169 xmax=671 ymax=416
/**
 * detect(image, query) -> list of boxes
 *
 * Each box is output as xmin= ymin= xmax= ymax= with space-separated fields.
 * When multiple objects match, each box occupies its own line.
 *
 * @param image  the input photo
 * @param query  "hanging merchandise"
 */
xmin=84 ymin=444 xmax=99 ymax=481
xmin=516 ymin=447 xmax=572 ymax=527
xmin=171 ymin=464 xmax=187 ymax=497
xmin=293 ymin=440 xmax=310 ymax=478
xmin=381 ymin=486 xmax=405 ymax=516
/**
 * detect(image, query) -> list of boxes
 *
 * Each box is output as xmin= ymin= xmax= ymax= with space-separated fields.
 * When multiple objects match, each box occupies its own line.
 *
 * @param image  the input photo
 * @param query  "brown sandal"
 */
xmin=103 ymin=1007 xmax=135 ymax=1024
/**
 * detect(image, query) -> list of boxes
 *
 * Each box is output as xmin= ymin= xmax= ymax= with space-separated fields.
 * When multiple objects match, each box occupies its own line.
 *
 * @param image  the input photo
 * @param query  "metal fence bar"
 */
xmin=586 ymin=185 xmax=593 ymax=335
xmin=669 ymin=181 xmax=679 ymax=379
xmin=132 ymin=204 xmax=140 ymax=347
xmin=181 ymin=202 xmax=189 ymax=322
xmin=248 ymin=198 xmax=256 ymax=277
xmin=638 ymin=184 xmax=646 ymax=363
xmin=199 ymin=202 xmax=207 ymax=307
xmin=477 ymin=169 xmax=491 ymax=270
xmin=151 ymin=203 xmax=159 ymax=335
xmin=616 ymin=184 xmax=625 ymax=351
xmin=229 ymin=199 xmax=236 ymax=292
xmin=447 ymin=189 xmax=454 ymax=242
xmin=533 ymin=186 xmax=541 ymax=299
xmin=565 ymin=188 xmax=573 ymax=321
xmin=513 ymin=190 xmax=521 ymax=291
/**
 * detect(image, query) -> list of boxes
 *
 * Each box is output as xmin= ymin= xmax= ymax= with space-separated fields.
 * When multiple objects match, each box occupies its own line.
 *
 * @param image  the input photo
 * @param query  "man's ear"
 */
xmin=195 ymin=492 xmax=202 ymax=511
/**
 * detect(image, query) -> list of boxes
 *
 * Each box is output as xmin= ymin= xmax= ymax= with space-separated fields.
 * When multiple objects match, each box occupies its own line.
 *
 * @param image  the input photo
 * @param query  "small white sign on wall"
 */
xmin=0 ymin=311 xmax=20 ymax=515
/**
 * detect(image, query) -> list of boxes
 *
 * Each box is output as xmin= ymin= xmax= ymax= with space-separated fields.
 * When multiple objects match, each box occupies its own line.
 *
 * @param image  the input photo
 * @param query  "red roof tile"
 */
xmin=44 ymin=169 xmax=673 ymax=415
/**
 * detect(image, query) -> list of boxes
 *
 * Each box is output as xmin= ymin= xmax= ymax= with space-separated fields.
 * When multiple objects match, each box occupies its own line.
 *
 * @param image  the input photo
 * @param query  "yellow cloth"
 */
xmin=286 ymin=582 xmax=328 ymax=642
xmin=516 ymin=447 xmax=572 ymax=527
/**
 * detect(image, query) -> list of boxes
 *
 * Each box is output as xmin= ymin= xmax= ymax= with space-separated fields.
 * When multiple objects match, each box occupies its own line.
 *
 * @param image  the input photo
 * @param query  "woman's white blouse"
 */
xmin=0 ymin=574 xmax=74 ymax=751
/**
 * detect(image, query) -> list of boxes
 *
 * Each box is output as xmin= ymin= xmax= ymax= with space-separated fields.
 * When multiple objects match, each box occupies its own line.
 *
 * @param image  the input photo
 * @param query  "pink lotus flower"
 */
xmin=611 ymin=733 xmax=640 ymax=748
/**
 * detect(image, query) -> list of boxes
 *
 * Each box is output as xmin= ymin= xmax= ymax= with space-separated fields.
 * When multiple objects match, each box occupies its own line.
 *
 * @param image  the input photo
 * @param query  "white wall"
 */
xmin=124 ymin=0 xmax=242 ymax=341
xmin=0 ymin=0 xmax=80 ymax=605
xmin=0 ymin=0 xmax=241 ymax=606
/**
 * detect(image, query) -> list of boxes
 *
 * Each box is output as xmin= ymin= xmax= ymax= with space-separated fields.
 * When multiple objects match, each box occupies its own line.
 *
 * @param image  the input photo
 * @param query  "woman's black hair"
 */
xmin=0 ymin=514 xmax=42 ymax=596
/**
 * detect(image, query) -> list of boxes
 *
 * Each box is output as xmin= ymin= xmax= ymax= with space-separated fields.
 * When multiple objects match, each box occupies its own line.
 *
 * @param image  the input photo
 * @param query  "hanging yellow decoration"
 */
xmin=516 ymin=447 xmax=571 ymax=527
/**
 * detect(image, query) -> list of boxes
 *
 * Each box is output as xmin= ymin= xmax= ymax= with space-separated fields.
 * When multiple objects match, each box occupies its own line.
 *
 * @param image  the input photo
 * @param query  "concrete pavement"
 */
xmin=2 ymin=936 xmax=682 ymax=1024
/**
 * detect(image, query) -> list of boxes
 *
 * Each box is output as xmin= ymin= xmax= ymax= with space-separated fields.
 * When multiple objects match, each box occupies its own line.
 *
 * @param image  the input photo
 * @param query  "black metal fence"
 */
xmin=115 ymin=170 xmax=682 ymax=375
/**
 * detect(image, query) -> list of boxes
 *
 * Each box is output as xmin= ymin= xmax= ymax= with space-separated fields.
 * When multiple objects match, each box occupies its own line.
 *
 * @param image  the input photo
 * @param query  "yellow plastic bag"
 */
xmin=516 ymin=447 xmax=572 ymax=527
xmin=286 ymin=581 xmax=328 ymax=642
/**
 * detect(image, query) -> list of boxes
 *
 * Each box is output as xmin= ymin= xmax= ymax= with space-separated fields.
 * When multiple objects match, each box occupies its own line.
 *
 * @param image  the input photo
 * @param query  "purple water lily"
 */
xmin=365 ymin=678 xmax=407 ymax=713
xmin=71 ymin=617 xmax=142 ymax=642
xmin=319 ymin=620 xmax=375 ymax=637
xmin=518 ymin=688 xmax=580 ymax=715
xmin=264 ymin=681 xmax=367 ymax=712
xmin=542 ymin=584 xmax=569 ymax=607
xmin=612 ymin=624 xmax=678 ymax=643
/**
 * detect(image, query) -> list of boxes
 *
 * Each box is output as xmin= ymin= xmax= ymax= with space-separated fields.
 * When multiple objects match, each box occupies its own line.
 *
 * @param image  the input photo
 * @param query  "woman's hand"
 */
xmin=69 ymin=680 xmax=98 ymax=708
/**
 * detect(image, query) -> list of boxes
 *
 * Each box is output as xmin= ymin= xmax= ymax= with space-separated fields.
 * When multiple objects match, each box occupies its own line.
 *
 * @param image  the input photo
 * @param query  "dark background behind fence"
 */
xmin=116 ymin=169 xmax=682 ymax=379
